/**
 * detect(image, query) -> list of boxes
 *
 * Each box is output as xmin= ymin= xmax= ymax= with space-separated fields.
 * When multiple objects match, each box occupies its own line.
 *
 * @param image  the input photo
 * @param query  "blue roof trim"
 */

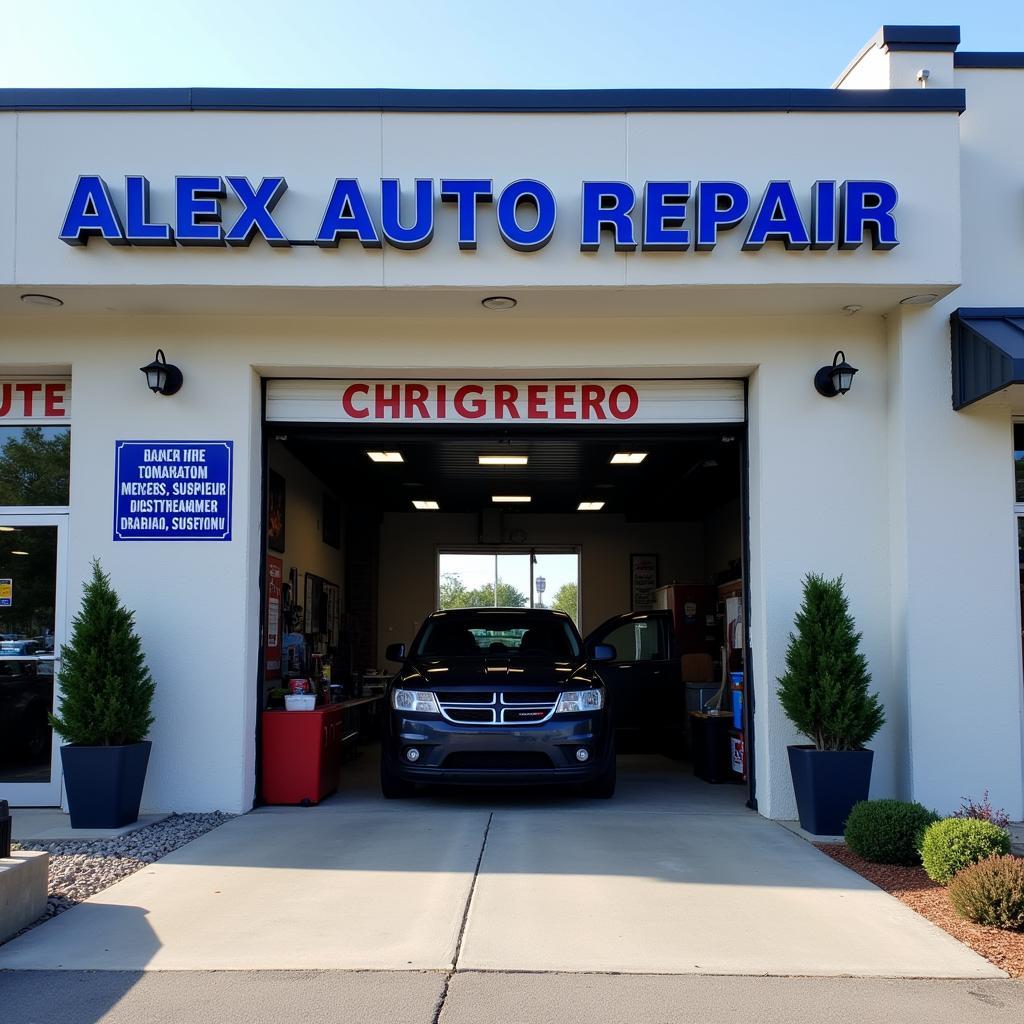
xmin=880 ymin=25 xmax=960 ymax=51
xmin=955 ymin=52 xmax=1024 ymax=68
xmin=0 ymin=87 xmax=967 ymax=114
xmin=951 ymin=309 xmax=1024 ymax=410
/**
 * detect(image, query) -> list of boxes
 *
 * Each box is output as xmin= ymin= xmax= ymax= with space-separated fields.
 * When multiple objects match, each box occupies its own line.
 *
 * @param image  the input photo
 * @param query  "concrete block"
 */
xmin=0 ymin=851 xmax=48 ymax=942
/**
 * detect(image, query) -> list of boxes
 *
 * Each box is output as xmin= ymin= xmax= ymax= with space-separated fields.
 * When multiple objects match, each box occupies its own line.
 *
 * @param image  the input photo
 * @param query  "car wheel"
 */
xmin=585 ymin=752 xmax=617 ymax=799
xmin=380 ymin=755 xmax=416 ymax=799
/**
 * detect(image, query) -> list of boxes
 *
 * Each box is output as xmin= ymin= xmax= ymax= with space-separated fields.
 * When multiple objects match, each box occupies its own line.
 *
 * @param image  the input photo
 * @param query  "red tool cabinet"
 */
xmin=261 ymin=705 xmax=347 ymax=805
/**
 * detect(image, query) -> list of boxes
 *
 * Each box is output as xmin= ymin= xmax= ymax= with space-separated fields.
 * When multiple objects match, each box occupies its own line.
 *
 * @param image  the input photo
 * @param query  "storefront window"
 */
xmin=0 ymin=426 xmax=71 ymax=506
xmin=1014 ymin=425 xmax=1024 ymax=504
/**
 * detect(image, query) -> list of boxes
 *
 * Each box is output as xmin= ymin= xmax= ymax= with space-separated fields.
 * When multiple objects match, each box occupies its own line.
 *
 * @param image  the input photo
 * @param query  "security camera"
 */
xmin=916 ymin=68 xmax=931 ymax=85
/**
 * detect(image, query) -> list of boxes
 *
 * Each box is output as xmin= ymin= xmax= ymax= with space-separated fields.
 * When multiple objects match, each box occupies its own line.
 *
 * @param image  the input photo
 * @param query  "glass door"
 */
xmin=0 ymin=515 xmax=67 ymax=806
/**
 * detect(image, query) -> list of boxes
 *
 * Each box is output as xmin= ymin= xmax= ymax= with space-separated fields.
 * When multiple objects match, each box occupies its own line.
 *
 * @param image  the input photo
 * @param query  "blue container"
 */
xmin=729 ymin=671 xmax=744 ymax=730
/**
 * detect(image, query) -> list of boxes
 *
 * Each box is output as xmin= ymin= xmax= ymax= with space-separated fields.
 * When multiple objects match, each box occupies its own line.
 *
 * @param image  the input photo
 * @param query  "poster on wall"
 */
xmin=630 ymin=553 xmax=658 ymax=611
xmin=267 ymin=470 xmax=286 ymax=552
xmin=113 ymin=440 xmax=233 ymax=541
xmin=265 ymin=555 xmax=283 ymax=680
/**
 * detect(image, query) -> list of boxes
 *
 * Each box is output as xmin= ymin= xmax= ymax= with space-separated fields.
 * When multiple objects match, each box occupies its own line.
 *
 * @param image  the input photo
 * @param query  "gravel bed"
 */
xmin=818 ymin=843 xmax=1024 ymax=978
xmin=8 ymin=812 xmax=234 ymax=936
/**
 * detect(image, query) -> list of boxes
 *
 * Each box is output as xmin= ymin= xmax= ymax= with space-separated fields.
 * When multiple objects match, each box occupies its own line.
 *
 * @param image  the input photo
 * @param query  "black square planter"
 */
xmin=787 ymin=745 xmax=873 ymax=836
xmin=60 ymin=741 xmax=152 ymax=829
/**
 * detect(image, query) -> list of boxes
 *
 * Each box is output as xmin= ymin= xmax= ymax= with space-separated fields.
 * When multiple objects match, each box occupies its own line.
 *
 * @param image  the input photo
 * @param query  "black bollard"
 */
xmin=0 ymin=800 xmax=10 ymax=858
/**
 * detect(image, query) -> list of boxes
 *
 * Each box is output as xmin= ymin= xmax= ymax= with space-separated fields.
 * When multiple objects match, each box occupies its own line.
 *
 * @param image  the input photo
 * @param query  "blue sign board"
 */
xmin=114 ymin=440 xmax=233 ymax=542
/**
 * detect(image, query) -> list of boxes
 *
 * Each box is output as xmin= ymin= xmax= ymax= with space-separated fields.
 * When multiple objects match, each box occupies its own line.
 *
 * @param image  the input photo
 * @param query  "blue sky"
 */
xmin=2 ymin=1 xmax=1022 ymax=89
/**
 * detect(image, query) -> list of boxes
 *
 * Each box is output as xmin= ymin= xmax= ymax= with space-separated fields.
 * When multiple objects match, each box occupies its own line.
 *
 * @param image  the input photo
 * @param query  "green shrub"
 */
xmin=49 ymin=560 xmax=155 ymax=746
xmin=844 ymin=800 xmax=939 ymax=865
xmin=948 ymin=856 xmax=1024 ymax=930
xmin=920 ymin=818 xmax=1011 ymax=884
xmin=776 ymin=574 xmax=885 ymax=750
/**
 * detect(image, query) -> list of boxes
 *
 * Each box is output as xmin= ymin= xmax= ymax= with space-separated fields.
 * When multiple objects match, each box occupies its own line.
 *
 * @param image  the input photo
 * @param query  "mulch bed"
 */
xmin=817 ymin=844 xmax=1024 ymax=978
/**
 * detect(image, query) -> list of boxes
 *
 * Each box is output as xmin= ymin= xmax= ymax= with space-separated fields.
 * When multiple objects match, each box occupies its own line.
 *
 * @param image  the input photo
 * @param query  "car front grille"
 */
xmin=436 ymin=691 xmax=560 ymax=726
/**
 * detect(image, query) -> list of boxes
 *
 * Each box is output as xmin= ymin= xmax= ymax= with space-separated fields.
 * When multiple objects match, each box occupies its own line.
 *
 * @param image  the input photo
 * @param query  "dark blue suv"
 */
xmin=380 ymin=607 xmax=617 ymax=798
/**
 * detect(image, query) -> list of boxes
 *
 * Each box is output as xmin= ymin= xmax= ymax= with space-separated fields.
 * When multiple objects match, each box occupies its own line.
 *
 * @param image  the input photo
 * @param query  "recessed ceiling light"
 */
xmin=899 ymin=293 xmax=939 ymax=305
xmin=10 ymin=550 xmax=29 ymax=555
xmin=478 ymin=455 xmax=528 ymax=466
xmin=20 ymin=293 xmax=64 ymax=308
xmin=492 ymin=495 xmax=531 ymax=503
xmin=578 ymin=501 xmax=606 ymax=511
xmin=610 ymin=452 xmax=647 ymax=464
xmin=367 ymin=451 xmax=404 ymax=463
xmin=481 ymin=295 xmax=517 ymax=310
xmin=412 ymin=500 xmax=440 ymax=510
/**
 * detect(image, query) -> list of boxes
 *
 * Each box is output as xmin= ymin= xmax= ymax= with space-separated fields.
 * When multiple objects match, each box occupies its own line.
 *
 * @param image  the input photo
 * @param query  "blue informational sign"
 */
xmin=114 ymin=440 xmax=233 ymax=542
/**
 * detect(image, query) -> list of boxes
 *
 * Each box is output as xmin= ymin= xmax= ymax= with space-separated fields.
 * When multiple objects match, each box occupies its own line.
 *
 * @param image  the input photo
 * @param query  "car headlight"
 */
xmin=555 ymin=689 xmax=603 ymax=713
xmin=392 ymin=689 xmax=440 ymax=714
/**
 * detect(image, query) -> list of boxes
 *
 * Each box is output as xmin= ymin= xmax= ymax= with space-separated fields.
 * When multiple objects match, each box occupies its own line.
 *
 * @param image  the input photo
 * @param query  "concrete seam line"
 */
xmin=434 ymin=813 xmax=494 ymax=1024
xmin=453 ymin=811 xmax=493 ymax=968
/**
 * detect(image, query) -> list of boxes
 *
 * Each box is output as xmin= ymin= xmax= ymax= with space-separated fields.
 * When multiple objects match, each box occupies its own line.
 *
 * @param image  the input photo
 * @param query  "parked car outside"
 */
xmin=380 ymin=607 xmax=618 ymax=798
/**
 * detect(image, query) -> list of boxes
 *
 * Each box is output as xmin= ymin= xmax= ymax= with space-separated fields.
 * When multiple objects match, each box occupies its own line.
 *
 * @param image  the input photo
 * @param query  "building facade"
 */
xmin=0 ymin=24 xmax=1022 ymax=821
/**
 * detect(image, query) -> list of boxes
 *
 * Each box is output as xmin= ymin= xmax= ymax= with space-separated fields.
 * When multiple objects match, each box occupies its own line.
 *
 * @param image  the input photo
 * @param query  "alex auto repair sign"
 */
xmin=265 ymin=379 xmax=745 ymax=425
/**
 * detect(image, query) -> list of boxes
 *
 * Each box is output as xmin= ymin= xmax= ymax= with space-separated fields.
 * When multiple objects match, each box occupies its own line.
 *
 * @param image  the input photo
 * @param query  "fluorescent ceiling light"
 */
xmin=492 ymin=495 xmax=531 ymax=503
xmin=610 ymin=452 xmax=648 ymax=464
xmin=367 ymin=451 xmax=404 ymax=463
xmin=10 ymin=550 xmax=29 ymax=555
xmin=577 ymin=501 xmax=606 ymax=511
xmin=478 ymin=455 xmax=528 ymax=466
xmin=0 ymin=526 xmax=16 ymax=532
xmin=412 ymin=500 xmax=439 ymax=510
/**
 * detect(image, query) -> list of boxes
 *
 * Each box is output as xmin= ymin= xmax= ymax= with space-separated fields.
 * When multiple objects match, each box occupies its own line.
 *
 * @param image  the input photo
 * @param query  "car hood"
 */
xmin=400 ymin=654 xmax=587 ymax=690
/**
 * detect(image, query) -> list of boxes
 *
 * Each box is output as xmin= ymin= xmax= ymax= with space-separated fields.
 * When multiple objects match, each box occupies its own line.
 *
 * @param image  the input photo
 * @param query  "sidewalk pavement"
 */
xmin=1 ymin=971 xmax=1022 ymax=1024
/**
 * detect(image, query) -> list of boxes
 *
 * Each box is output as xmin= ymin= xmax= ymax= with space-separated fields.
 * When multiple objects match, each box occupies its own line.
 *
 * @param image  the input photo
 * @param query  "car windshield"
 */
xmin=416 ymin=614 xmax=581 ymax=659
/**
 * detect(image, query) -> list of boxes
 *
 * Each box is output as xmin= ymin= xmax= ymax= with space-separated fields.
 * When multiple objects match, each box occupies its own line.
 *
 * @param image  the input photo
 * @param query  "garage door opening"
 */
xmin=258 ymin=379 xmax=751 ymax=810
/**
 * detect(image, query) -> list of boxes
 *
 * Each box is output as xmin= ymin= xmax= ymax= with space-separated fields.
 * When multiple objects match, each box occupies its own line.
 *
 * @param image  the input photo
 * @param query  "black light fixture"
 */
xmin=139 ymin=349 xmax=183 ymax=396
xmin=814 ymin=350 xmax=858 ymax=398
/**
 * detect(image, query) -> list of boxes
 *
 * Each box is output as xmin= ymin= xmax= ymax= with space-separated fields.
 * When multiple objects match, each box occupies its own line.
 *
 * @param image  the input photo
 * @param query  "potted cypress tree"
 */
xmin=777 ymin=573 xmax=885 ymax=836
xmin=49 ymin=561 xmax=156 ymax=828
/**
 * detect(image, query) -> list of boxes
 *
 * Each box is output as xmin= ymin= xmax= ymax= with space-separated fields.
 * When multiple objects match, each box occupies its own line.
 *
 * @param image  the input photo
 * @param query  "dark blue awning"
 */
xmin=951 ymin=308 xmax=1024 ymax=409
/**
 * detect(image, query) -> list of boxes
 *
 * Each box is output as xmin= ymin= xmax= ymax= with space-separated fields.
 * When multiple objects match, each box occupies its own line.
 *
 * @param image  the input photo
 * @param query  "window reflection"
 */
xmin=0 ymin=426 xmax=71 ymax=506
xmin=0 ymin=525 xmax=58 ymax=784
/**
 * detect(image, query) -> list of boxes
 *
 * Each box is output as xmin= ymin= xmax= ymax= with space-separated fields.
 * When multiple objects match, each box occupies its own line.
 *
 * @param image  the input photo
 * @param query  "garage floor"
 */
xmin=0 ymin=751 xmax=1003 ymax=977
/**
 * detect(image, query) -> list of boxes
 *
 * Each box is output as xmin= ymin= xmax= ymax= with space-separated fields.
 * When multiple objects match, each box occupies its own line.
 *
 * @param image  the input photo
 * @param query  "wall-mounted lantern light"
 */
xmin=139 ymin=349 xmax=183 ymax=396
xmin=814 ymin=350 xmax=858 ymax=398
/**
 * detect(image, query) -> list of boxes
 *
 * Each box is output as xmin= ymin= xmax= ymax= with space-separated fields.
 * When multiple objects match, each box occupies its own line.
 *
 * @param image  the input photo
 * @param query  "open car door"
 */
xmin=584 ymin=610 xmax=682 ymax=751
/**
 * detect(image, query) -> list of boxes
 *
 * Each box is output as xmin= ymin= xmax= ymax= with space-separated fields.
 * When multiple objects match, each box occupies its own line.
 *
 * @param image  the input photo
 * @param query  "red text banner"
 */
xmin=0 ymin=379 xmax=71 ymax=423
xmin=266 ymin=379 xmax=744 ymax=425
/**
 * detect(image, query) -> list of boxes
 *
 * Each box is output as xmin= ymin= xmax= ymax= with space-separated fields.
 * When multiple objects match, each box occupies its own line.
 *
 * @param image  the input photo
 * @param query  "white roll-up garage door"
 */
xmin=265 ymin=378 xmax=745 ymax=425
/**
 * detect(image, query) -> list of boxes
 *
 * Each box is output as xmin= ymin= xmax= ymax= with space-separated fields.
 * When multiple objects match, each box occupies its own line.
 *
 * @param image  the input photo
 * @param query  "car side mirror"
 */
xmin=590 ymin=643 xmax=616 ymax=663
xmin=385 ymin=643 xmax=406 ymax=663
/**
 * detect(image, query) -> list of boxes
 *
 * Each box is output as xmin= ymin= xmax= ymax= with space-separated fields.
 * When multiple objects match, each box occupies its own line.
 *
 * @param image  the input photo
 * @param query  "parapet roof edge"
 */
xmin=833 ymin=24 xmax=961 ymax=89
xmin=0 ymin=87 xmax=966 ymax=114
xmin=955 ymin=52 xmax=1024 ymax=69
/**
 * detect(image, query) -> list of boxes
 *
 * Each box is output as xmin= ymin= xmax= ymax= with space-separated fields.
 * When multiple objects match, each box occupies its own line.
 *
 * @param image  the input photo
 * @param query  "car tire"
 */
xmin=585 ymin=751 xmax=617 ymax=799
xmin=380 ymin=755 xmax=416 ymax=799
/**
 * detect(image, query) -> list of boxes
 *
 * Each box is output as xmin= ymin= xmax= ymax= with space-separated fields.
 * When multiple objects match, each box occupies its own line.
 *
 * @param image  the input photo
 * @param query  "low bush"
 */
xmin=844 ymin=799 xmax=939 ymax=865
xmin=920 ymin=818 xmax=1012 ymax=884
xmin=948 ymin=855 xmax=1024 ymax=930
xmin=954 ymin=790 xmax=1011 ymax=830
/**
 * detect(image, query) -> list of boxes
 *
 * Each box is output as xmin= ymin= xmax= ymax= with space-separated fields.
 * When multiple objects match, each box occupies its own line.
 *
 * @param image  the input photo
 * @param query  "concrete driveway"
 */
xmin=0 ymin=753 xmax=1004 ymax=977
